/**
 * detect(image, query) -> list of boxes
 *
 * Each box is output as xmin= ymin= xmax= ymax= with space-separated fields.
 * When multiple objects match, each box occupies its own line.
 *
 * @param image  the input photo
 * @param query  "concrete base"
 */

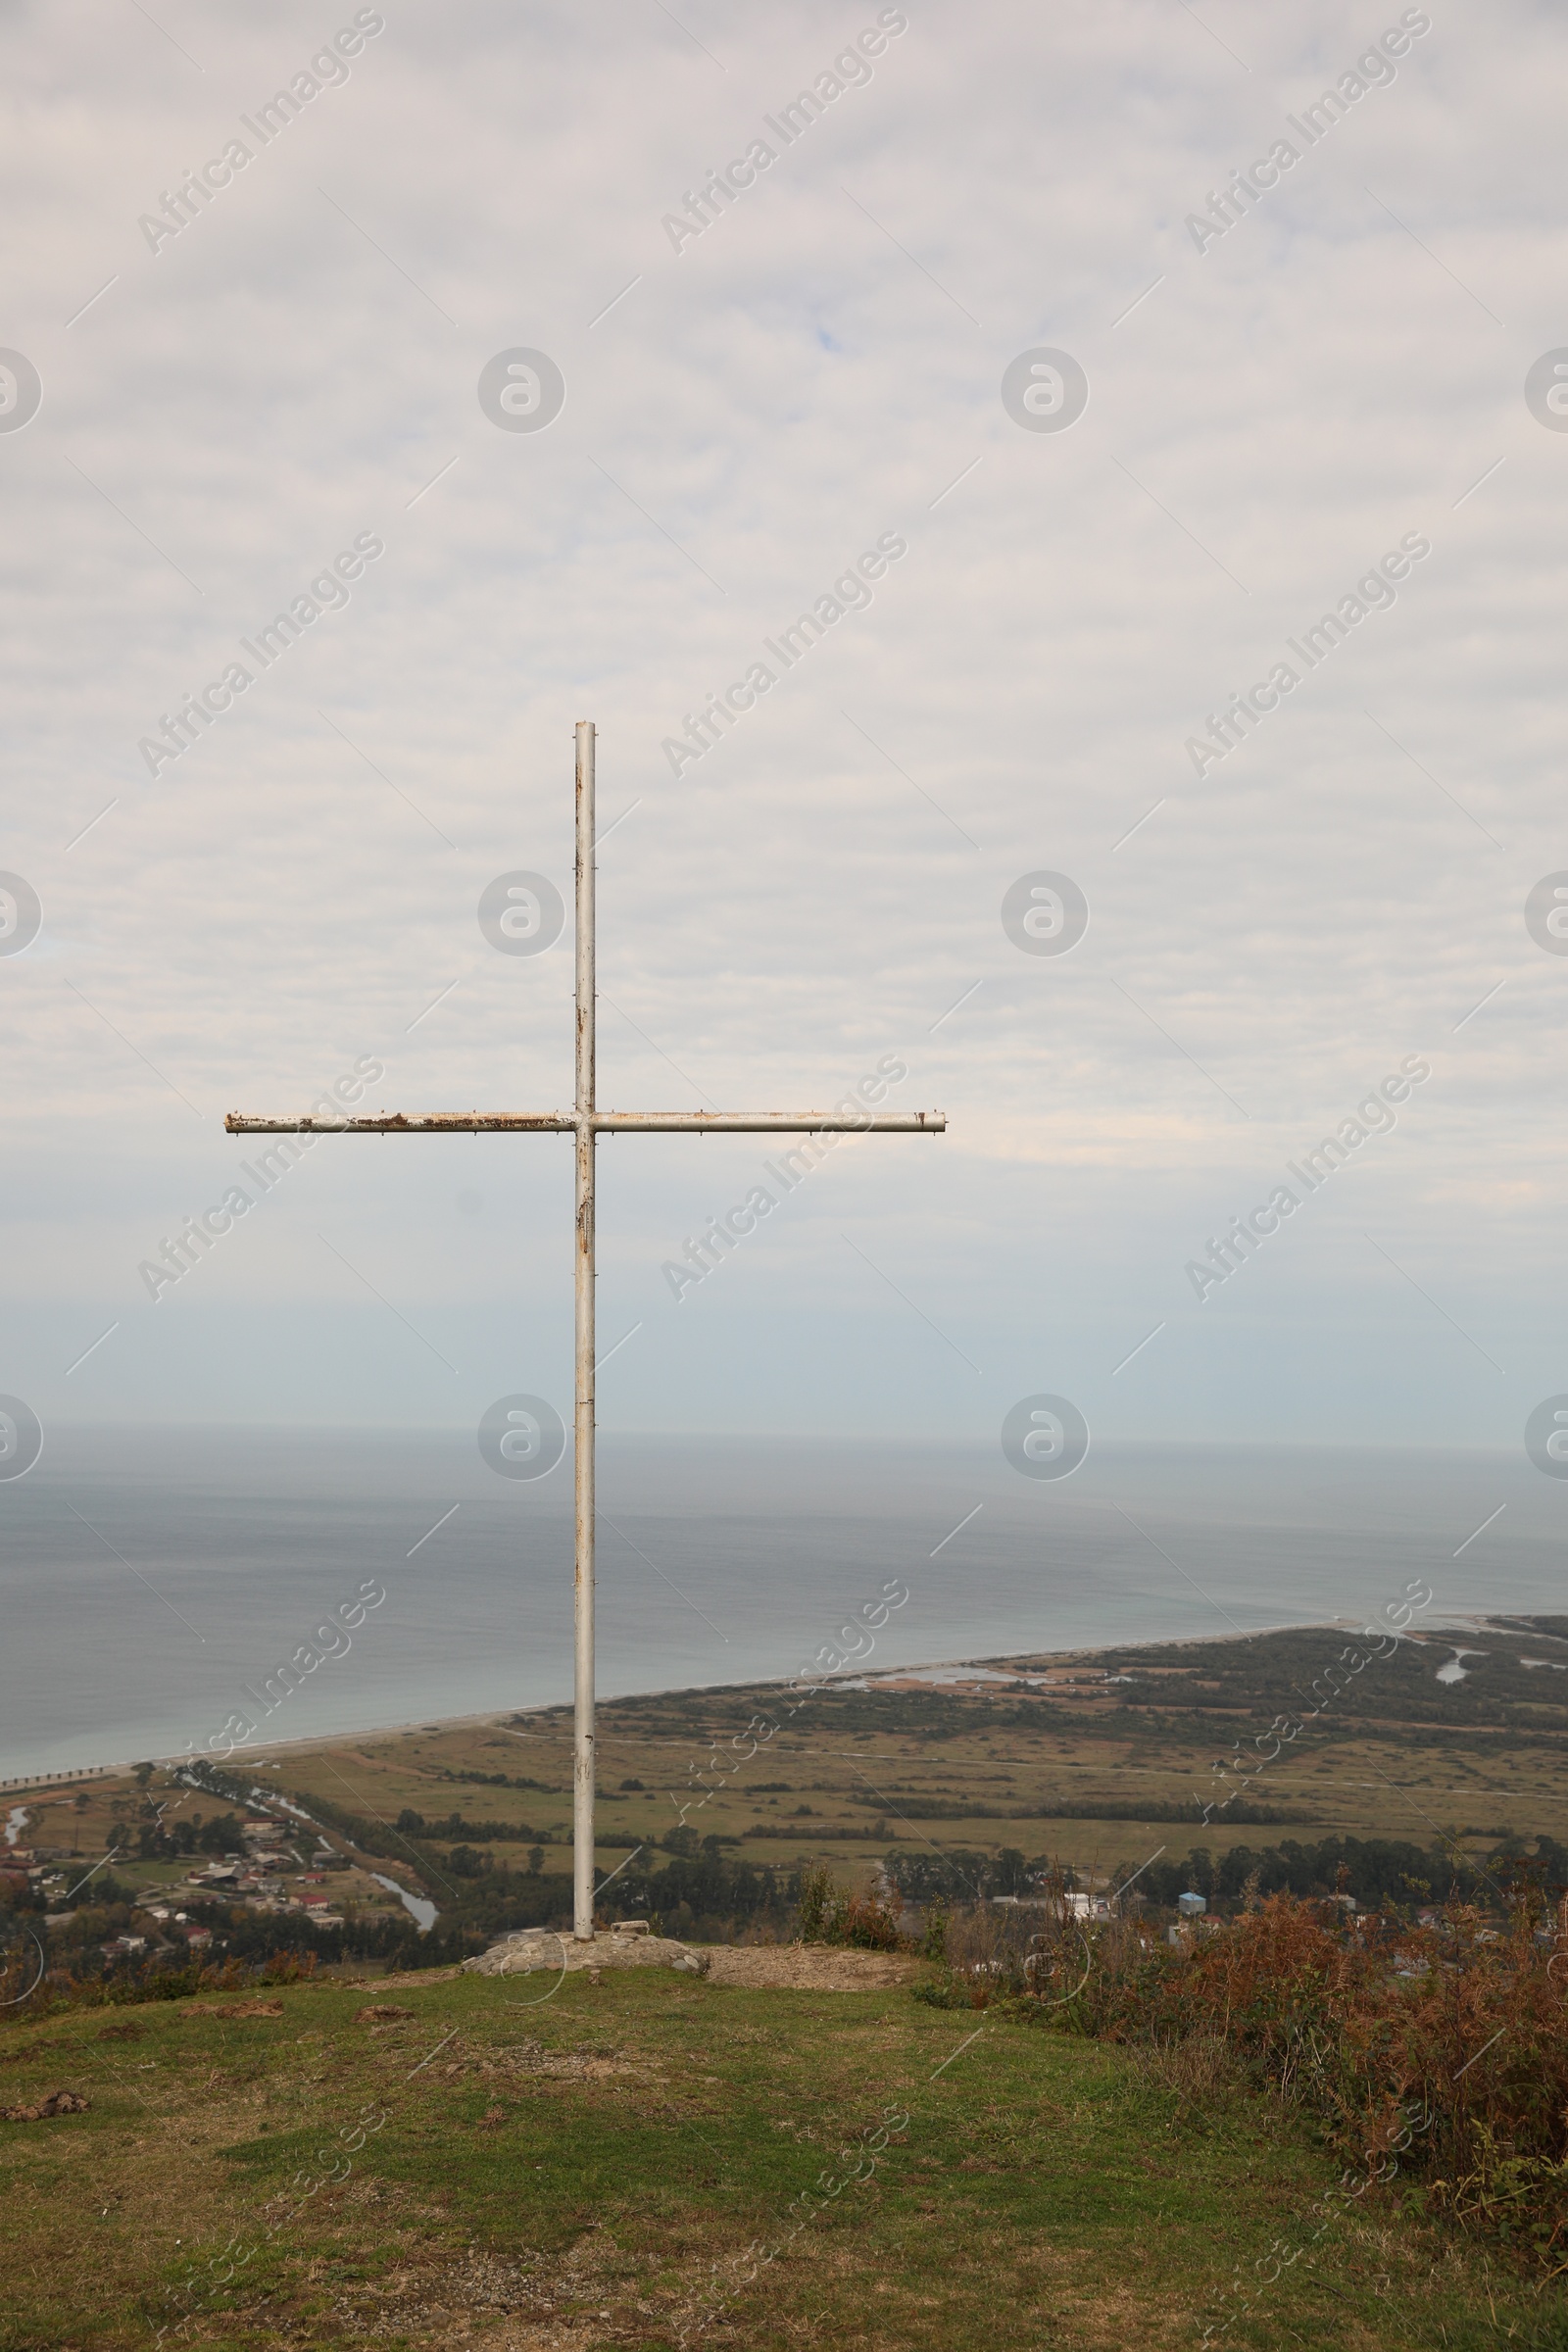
xmin=462 ymin=1928 xmax=709 ymax=1978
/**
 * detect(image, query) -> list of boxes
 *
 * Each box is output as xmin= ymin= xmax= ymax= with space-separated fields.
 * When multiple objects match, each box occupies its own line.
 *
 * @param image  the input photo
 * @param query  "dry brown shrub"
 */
xmin=1081 ymin=1886 xmax=1568 ymax=2267
xmin=923 ymin=1873 xmax=1568 ymax=2266
xmin=1130 ymin=2033 xmax=1243 ymax=2113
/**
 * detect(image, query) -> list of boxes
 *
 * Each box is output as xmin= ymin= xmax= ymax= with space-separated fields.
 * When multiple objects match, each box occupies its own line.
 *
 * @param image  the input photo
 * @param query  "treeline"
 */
xmin=743 ymin=1823 xmax=890 ymax=1840
xmin=393 ymin=1808 xmax=651 ymax=1855
xmin=395 ymin=1807 xmax=559 ymax=1843
xmin=134 ymin=1811 xmax=245 ymax=1861
xmin=1118 ymin=1833 xmax=1568 ymax=1911
xmin=444 ymin=1768 xmax=553 ymax=1792
xmin=598 ymin=1850 xmax=790 ymax=1944
xmin=883 ymin=1849 xmax=1035 ymax=1902
xmin=843 ymin=1795 xmax=1305 ymax=1825
xmin=885 ymin=1834 xmax=1568 ymax=1917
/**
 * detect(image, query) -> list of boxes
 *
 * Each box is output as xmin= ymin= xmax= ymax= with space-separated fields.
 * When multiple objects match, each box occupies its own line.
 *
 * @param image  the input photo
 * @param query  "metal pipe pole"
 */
xmin=572 ymin=720 xmax=596 ymax=1941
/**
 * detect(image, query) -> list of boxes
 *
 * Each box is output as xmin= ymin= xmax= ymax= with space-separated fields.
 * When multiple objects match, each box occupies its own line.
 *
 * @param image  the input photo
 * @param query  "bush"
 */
xmin=924 ymin=1874 xmax=1568 ymax=2267
xmin=794 ymin=1867 xmax=906 ymax=1952
xmin=0 ymin=1946 xmax=324 ymax=2023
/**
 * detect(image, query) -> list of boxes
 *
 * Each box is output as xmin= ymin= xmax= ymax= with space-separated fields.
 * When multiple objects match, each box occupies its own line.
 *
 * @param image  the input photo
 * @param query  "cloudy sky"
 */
xmin=4 ymin=0 xmax=1563 ymax=1463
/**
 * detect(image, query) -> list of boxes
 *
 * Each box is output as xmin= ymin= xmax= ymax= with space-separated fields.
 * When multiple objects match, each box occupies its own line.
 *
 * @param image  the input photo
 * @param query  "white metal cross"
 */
xmin=226 ymin=722 xmax=946 ymax=1939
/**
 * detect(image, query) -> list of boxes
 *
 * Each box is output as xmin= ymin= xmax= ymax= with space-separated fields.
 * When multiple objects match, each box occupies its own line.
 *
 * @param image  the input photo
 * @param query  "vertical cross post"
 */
xmin=223 ymin=720 xmax=947 ymax=1952
xmin=573 ymin=719 xmax=596 ymax=1941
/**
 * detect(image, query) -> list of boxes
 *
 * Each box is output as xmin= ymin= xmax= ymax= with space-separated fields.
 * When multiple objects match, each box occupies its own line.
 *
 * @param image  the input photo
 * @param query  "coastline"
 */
xmin=1 ymin=1604 xmax=1502 ymax=1790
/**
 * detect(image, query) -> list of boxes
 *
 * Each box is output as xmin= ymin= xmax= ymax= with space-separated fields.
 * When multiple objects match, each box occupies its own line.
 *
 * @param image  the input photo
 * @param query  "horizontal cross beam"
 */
xmin=224 ymin=1110 xmax=946 ymax=1136
xmin=221 ymin=723 xmax=952 ymax=1947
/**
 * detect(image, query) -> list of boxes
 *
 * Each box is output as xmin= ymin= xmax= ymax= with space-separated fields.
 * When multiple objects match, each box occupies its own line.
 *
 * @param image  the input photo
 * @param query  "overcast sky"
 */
xmin=4 ymin=0 xmax=1564 ymax=1462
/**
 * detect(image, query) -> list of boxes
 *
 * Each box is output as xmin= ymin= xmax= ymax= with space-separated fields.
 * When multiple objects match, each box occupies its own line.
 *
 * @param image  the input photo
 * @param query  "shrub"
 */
xmin=794 ymin=1867 xmax=906 ymax=1952
xmin=925 ymin=1875 xmax=1568 ymax=2267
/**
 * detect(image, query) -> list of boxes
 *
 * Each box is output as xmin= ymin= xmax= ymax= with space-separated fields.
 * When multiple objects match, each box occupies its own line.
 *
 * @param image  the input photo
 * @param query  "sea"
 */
xmin=1 ymin=1425 xmax=1561 ymax=1780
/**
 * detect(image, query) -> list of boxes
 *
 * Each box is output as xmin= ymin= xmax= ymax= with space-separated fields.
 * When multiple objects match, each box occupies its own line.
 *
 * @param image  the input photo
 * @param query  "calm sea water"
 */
xmin=1 ymin=1426 xmax=1559 ymax=1779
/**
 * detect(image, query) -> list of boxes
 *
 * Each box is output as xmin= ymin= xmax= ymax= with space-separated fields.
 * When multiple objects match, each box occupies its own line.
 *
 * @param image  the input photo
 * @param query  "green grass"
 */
xmin=4 ymin=1963 xmax=1567 ymax=2349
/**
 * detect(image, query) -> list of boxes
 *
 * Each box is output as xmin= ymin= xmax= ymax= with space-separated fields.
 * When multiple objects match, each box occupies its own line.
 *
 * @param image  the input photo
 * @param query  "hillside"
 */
xmin=4 ymin=1957 xmax=1565 ymax=2350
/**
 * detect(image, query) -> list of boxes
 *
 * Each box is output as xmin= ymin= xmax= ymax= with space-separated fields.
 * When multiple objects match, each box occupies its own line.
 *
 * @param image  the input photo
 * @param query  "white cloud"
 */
xmin=0 ymin=0 xmax=1559 ymax=1454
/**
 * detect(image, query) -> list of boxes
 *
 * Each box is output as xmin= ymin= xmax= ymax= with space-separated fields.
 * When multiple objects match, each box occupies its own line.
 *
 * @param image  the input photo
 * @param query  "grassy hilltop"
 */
xmin=4 ymin=1959 xmax=1567 ymax=2351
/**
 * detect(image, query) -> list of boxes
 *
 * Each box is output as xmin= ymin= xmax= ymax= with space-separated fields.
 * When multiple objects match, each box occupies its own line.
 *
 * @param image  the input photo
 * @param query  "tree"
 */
xmin=989 ymin=1847 xmax=1028 ymax=1897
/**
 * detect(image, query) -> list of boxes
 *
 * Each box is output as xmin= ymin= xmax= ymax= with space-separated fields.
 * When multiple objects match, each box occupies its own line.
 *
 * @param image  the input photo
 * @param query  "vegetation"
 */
xmin=885 ymin=1848 xmax=1034 ymax=1903
xmin=917 ymin=1856 xmax=1568 ymax=2278
xmin=1121 ymin=1831 xmax=1568 ymax=1912
xmin=5 ymin=1957 xmax=1568 ymax=2348
xmin=7 ymin=1629 xmax=1568 ymax=2343
xmin=101 ymin=1618 xmax=1568 ymax=1929
xmin=794 ymin=1865 xmax=906 ymax=1950
xmin=130 ymin=1811 xmax=248 ymax=1862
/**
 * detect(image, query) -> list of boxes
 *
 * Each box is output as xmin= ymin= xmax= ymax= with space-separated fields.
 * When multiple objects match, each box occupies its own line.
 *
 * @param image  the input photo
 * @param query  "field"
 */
xmin=5 ymin=1956 xmax=1568 ymax=2351
xmin=223 ymin=1611 xmax=1568 ymax=1898
xmin=9 ymin=1613 xmax=1568 ymax=1951
xmin=289 ymin=1613 xmax=1568 ymax=1878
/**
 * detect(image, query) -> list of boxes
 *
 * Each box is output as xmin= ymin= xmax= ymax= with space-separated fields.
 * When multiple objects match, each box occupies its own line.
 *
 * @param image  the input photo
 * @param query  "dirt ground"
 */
xmin=365 ymin=1941 xmax=920 ymax=1993
xmin=701 ymin=1942 xmax=920 ymax=1990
